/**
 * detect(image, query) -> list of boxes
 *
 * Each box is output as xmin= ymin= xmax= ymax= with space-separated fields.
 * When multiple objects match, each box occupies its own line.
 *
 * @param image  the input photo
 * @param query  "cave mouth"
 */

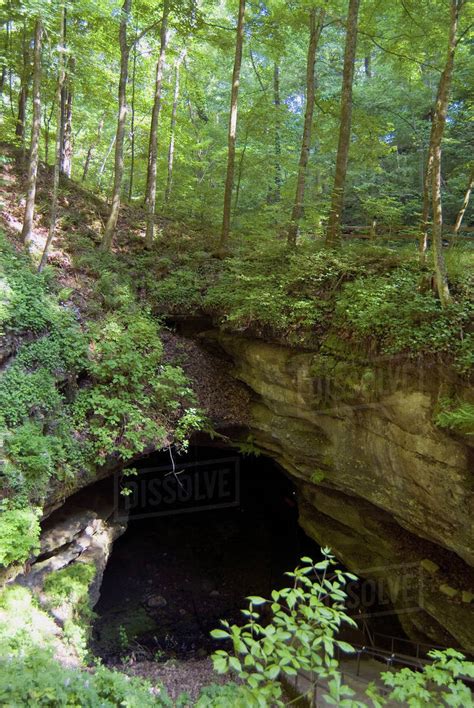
xmin=92 ymin=444 xmax=324 ymax=663
xmin=90 ymin=443 xmax=404 ymax=664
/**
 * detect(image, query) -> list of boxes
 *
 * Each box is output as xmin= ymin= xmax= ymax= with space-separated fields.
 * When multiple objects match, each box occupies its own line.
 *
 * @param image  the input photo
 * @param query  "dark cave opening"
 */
xmin=92 ymin=445 xmax=326 ymax=662
xmin=89 ymin=444 xmax=403 ymax=663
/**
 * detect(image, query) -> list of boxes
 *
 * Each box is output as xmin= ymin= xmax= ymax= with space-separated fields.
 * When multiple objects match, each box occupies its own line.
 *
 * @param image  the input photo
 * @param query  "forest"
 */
xmin=0 ymin=0 xmax=473 ymax=705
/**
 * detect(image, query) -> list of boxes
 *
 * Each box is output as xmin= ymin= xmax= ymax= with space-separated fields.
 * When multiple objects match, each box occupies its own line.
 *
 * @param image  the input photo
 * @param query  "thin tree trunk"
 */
xmin=234 ymin=125 xmax=249 ymax=214
xmin=98 ymin=133 xmax=116 ymax=187
xmin=43 ymin=98 xmax=55 ymax=164
xmin=15 ymin=22 xmax=29 ymax=148
xmin=430 ymin=0 xmax=463 ymax=306
xmin=82 ymin=117 xmax=103 ymax=182
xmin=144 ymin=1 xmax=170 ymax=248
xmin=39 ymin=6 xmax=66 ymax=273
xmin=0 ymin=18 xmax=7 ymax=96
xmin=219 ymin=0 xmax=246 ymax=254
xmin=452 ymin=169 xmax=473 ymax=236
xmin=267 ymin=62 xmax=282 ymax=205
xmin=58 ymin=10 xmax=73 ymax=177
xmin=61 ymin=65 xmax=74 ymax=177
xmin=101 ymin=0 xmax=132 ymax=251
xmin=288 ymin=9 xmax=324 ymax=246
xmin=325 ymin=0 xmax=360 ymax=247
xmin=21 ymin=17 xmax=43 ymax=248
xmin=164 ymin=48 xmax=186 ymax=206
xmin=419 ymin=147 xmax=433 ymax=258
xmin=128 ymin=32 xmax=138 ymax=200
xmin=369 ymin=216 xmax=377 ymax=240
xmin=364 ymin=53 xmax=371 ymax=78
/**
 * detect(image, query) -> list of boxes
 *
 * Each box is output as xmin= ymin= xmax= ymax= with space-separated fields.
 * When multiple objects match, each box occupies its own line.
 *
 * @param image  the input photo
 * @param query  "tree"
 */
xmin=164 ymin=48 xmax=186 ymax=205
xmin=218 ymin=0 xmax=246 ymax=255
xmin=100 ymin=0 xmax=132 ymax=252
xmin=430 ymin=0 xmax=464 ymax=307
xmin=287 ymin=7 xmax=325 ymax=247
xmin=452 ymin=168 xmax=473 ymax=236
xmin=15 ymin=20 xmax=30 ymax=149
xmin=21 ymin=16 xmax=43 ymax=248
xmin=82 ymin=117 xmax=104 ymax=182
xmin=39 ymin=5 xmax=66 ymax=273
xmin=59 ymin=9 xmax=73 ymax=178
xmin=325 ymin=0 xmax=360 ymax=247
xmin=144 ymin=0 xmax=170 ymax=248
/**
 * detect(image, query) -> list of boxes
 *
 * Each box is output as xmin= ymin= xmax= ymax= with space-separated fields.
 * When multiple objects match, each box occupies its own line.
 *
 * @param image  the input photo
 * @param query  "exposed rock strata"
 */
xmin=205 ymin=333 xmax=474 ymax=651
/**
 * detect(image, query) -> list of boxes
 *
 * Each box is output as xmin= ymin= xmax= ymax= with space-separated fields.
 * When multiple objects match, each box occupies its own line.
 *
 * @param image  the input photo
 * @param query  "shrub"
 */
xmin=0 ymin=504 xmax=41 ymax=567
xmin=210 ymin=552 xmax=474 ymax=707
xmin=0 ymin=649 xmax=173 ymax=707
xmin=210 ymin=549 xmax=358 ymax=706
xmin=74 ymin=312 xmax=195 ymax=460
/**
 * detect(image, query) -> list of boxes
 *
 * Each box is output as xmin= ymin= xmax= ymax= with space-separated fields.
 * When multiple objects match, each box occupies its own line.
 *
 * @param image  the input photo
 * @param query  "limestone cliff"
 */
xmin=204 ymin=332 xmax=474 ymax=652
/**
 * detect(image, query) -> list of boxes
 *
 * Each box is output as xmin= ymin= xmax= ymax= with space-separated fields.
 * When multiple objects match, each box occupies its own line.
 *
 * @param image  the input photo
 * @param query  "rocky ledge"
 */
xmin=204 ymin=332 xmax=474 ymax=652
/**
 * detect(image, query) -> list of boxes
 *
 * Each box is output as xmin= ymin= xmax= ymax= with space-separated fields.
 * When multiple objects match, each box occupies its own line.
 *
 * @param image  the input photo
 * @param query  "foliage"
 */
xmin=196 ymin=682 xmax=257 ymax=707
xmin=370 ymin=648 xmax=474 ymax=707
xmin=0 ymin=227 xmax=200 ymax=565
xmin=435 ymin=398 xmax=474 ymax=436
xmin=210 ymin=549 xmax=359 ymax=706
xmin=44 ymin=563 xmax=96 ymax=611
xmin=0 ymin=648 xmax=173 ymax=707
xmin=0 ymin=503 xmax=41 ymax=567
xmin=210 ymin=553 xmax=474 ymax=707
xmin=152 ymin=237 xmax=473 ymax=373
xmin=0 ymin=584 xmax=173 ymax=704
xmin=43 ymin=563 xmax=98 ymax=659
xmin=73 ymin=311 xmax=194 ymax=460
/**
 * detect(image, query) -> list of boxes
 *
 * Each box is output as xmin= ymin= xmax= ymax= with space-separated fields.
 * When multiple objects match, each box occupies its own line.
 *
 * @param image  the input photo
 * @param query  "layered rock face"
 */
xmin=16 ymin=482 xmax=126 ymax=625
xmin=207 ymin=333 xmax=474 ymax=652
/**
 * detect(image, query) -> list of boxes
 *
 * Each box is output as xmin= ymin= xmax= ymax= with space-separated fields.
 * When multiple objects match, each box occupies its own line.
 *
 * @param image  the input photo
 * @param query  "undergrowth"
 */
xmin=145 ymin=235 xmax=473 ymax=373
xmin=0 ymin=230 xmax=200 ymax=566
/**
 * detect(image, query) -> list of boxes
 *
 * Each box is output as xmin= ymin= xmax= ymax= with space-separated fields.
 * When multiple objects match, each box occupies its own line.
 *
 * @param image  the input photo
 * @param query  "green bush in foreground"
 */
xmin=0 ymin=649 xmax=172 ymax=707
xmin=209 ymin=551 xmax=474 ymax=707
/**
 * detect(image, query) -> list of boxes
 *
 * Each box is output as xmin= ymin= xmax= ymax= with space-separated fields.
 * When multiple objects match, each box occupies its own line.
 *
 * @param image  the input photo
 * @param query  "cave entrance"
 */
xmin=92 ymin=445 xmax=322 ymax=663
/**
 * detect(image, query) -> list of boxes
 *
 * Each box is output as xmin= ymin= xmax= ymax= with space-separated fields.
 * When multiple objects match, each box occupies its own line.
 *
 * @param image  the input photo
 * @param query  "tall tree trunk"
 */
xmin=61 ymin=64 xmax=74 ymax=177
xmin=39 ymin=6 xmax=66 ymax=273
xmin=144 ymin=1 xmax=170 ymax=248
xmin=15 ymin=21 xmax=29 ymax=148
xmin=21 ymin=17 xmax=43 ymax=248
xmin=267 ymin=62 xmax=282 ymax=205
xmin=98 ymin=133 xmax=116 ymax=187
xmin=218 ymin=0 xmax=246 ymax=254
xmin=452 ymin=169 xmax=473 ymax=236
xmin=58 ymin=10 xmax=73 ymax=177
xmin=325 ymin=0 xmax=360 ymax=247
xmin=430 ymin=0 xmax=463 ymax=307
xmin=164 ymin=48 xmax=186 ymax=206
xmin=419 ymin=145 xmax=433 ymax=259
xmin=234 ymin=125 xmax=249 ymax=214
xmin=128 ymin=32 xmax=138 ymax=200
xmin=0 ymin=20 xmax=7 ymax=96
xmin=43 ymin=98 xmax=55 ymax=164
xmin=82 ymin=117 xmax=104 ymax=182
xmin=101 ymin=0 xmax=132 ymax=252
xmin=287 ymin=9 xmax=324 ymax=246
